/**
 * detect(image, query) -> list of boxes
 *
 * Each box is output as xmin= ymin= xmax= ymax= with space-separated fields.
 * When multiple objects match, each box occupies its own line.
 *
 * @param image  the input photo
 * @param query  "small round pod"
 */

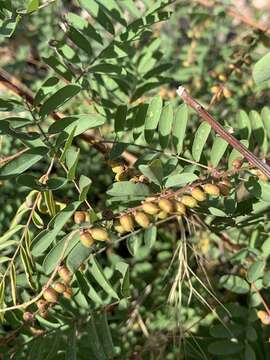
xmin=23 ymin=311 xmax=34 ymax=322
xmin=113 ymin=221 xmax=126 ymax=235
xmin=63 ymin=288 xmax=73 ymax=299
xmin=90 ymin=227 xmax=109 ymax=242
xmin=181 ymin=195 xmax=198 ymax=208
xmin=203 ymin=183 xmax=220 ymax=197
xmin=175 ymin=201 xmax=186 ymax=215
xmin=43 ymin=287 xmax=58 ymax=303
xmin=53 ymin=282 xmax=66 ymax=294
xmin=218 ymin=180 xmax=231 ymax=196
xmin=190 ymin=187 xmax=206 ymax=202
xmin=36 ymin=299 xmax=47 ymax=311
xmin=108 ymin=160 xmax=126 ymax=174
xmin=74 ymin=211 xmax=86 ymax=224
xmin=38 ymin=309 xmax=48 ymax=319
xmin=142 ymin=202 xmax=159 ymax=215
xmin=58 ymin=265 xmax=72 ymax=284
xmin=157 ymin=211 xmax=168 ymax=220
xmin=80 ymin=231 xmax=95 ymax=248
xmin=134 ymin=211 xmax=150 ymax=228
xmin=232 ymin=158 xmax=243 ymax=169
xmin=119 ymin=214 xmax=134 ymax=232
xmin=158 ymin=199 xmax=174 ymax=213
xmin=257 ymin=310 xmax=270 ymax=325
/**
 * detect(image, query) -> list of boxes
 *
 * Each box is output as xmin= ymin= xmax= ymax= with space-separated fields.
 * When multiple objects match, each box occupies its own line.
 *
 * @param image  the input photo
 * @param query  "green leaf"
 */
xmin=208 ymin=340 xmax=243 ymax=355
xmin=67 ymin=26 xmax=92 ymax=56
xmin=245 ymin=178 xmax=270 ymax=202
xmin=107 ymin=182 xmax=150 ymax=197
xmin=261 ymin=106 xmax=270 ymax=139
xmin=172 ymin=103 xmax=188 ymax=154
xmin=228 ymin=139 xmax=249 ymax=169
xmin=158 ymin=103 xmax=173 ymax=149
xmin=114 ymin=105 xmax=127 ymax=132
xmin=139 ymin=159 xmax=163 ymax=186
xmin=165 ymin=173 xmax=198 ymax=188
xmin=26 ymin=0 xmax=39 ymax=13
xmin=144 ymin=226 xmax=157 ymax=249
xmin=48 ymin=114 xmax=105 ymax=135
xmin=247 ymin=260 xmax=265 ymax=283
xmin=31 ymin=202 xmax=81 ymax=256
xmin=66 ymin=147 xmax=80 ymax=181
xmin=59 ymin=126 xmax=77 ymax=163
xmin=39 ymin=85 xmax=81 ymax=118
xmin=0 ymin=146 xmax=48 ymax=180
xmin=86 ymin=317 xmax=107 ymax=360
xmin=0 ymin=225 xmax=23 ymax=244
xmin=115 ymin=262 xmax=130 ymax=297
xmin=76 ymin=270 xmax=103 ymax=304
xmin=66 ymin=323 xmax=77 ymax=360
xmin=249 ymin=110 xmax=267 ymax=155
xmin=94 ymin=312 xmax=115 ymax=358
xmin=43 ymin=232 xmax=80 ymax=274
xmin=144 ymin=95 xmax=163 ymax=143
xmin=192 ymin=122 xmax=211 ymax=162
xmin=219 ymin=275 xmax=249 ymax=294
xmin=42 ymin=55 xmax=73 ymax=81
xmin=236 ymin=110 xmax=251 ymax=139
xmin=17 ymin=174 xmax=67 ymax=191
xmin=67 ymin=242 xmax=93 ymax=273
xmin=253 ymin=52 xmax=270 ymax=84
xmin=210 ymin=135 xmax=228 ymax=167
xmin=89 ymin=255 xmax=119 ymax=300
xmin=10 ymin=263 xmax=16 ymax=305
xmin=79 ymin=175 xmax=92 ymax=202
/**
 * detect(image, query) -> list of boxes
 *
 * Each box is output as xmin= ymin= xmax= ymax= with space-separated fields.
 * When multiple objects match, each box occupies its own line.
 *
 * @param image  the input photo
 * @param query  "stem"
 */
xmin=177 ymin=86 xmax=270 ymax=179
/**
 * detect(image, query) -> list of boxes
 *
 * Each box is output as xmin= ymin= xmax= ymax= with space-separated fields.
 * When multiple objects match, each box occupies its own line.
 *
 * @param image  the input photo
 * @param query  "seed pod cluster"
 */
xmin=79 ymin=227 xmax=110 ymax=248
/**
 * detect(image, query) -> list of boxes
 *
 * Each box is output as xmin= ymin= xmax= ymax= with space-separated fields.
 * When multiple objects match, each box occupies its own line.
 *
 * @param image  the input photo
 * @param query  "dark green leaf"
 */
xmin=172 ymin=104 xmax=188 ymax=154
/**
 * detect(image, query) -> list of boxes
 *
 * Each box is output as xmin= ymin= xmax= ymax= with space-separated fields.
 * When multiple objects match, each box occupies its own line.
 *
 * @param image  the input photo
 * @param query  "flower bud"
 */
xmin=204 ymin=183 xmax=220 ymax=196
xmin=175 ymin=202 xmax=186 ymax=215
xmin=257 ymin=310 xmax=270 ymax=325
xmin=53 ymin=282 xmax=66 ymax=294
xmin=58 ymin=265 xmax=72 ymax=284
xmin=158 ymin=199 xmax=174 ymax=213
xmin=120 ymin=214 xmax=134 ymax=232
xmin=142 ymin=202 xmax=159 ymax=215
xmin=43 ymin=287 xmax=58 ymax=303
xmin=191 ymin=187 xmax=206 ymax=202
xmin=90 ymin=227 xmax=109 ymax=242
xmin=74 ymin=211 xmax=86 ymax=224
xmin=80 ymin=231 xmax=94 ymax=248
xmin=181 ymin=195 xmax=198 ymax=208
xmin=134 ymin=212 xmax=150 ymax=228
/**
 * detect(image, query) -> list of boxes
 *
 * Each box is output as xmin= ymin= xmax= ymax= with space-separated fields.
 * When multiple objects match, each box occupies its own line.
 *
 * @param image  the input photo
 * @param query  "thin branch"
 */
xmin=176 ymin=86 xmax=270 ymax=179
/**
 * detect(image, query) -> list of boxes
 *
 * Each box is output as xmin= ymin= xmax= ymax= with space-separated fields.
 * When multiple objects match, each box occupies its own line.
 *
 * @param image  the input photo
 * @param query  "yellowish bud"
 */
xmin=134 ymin=212 xmax=150 ymax=228
xmin=142 ymin=202 xmax=159 ymax=215
xmin=119 ymin=214 xmax=134 ymax=232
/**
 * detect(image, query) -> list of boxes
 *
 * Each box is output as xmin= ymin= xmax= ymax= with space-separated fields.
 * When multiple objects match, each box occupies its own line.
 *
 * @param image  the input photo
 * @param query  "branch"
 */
xmin=176 ymin=86 xmax=270 ymax=179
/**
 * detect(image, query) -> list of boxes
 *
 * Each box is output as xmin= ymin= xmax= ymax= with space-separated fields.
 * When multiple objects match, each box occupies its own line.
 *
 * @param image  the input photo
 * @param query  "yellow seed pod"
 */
xmin=23 ymin=311 xmax=34 ymax=322
xmin=218 ymin=182 xmax=230 ymax=196
xmin=204 ymin=183 xmax=220 ymax=196
xmin=58 ymin=265 xmax=72 ymax=284
xmin=210 ymin=85 xmax=219 ymax=94
xmin=112 ymin=164 xmax=126 ymax=174
xmin=80 ymin=231 xmax=95 ymax=248
xmin=157 ymin=211 xmax=168 ymax=219
xmin=191 ymin=187 xmax=206 ymax=202
xmin=90 ymin=227 xmax=109 ymax=242
xmin=43 ymin=287 xmax=58 ymax=303
xmin=223 ymin=87 xmax=232 ymax=98
xmin=63 ymin=288 xmax=73 ymax=299
xmin=218 ymin=73 xmax=227 ymax=81
xmin=115 ymin=171 xmax=128 ymax=182
xmin=256 ymin=170 xmax=269 ymax=182
xmin=158 ymin=199 xmax=174 ymax=213
xmin=53 ymin=282 xmax=66 ymax=294
xmin=175 ymin=201 xmax=186 ymax=215
xmin=134 ymin=212 xmax=150 ymax=228
xmin=120 ymin=214 xmax=134 ymax=232
xmin=36 ymin=299 xmax=46 ymax=310
xmin=142 ymin=202 xmax=159 ymax=215
xmin=114 ymin=221 xmax=126 ymax=234
xmin=257 ymin=310 xmax=270 ymax=325
xmin=74 ymin=211 xmax=86 ymax=224
xmin=181 ymin=195 xmax=198 ymax=208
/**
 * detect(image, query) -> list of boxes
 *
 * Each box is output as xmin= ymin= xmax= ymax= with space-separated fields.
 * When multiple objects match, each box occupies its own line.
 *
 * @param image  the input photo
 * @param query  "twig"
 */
xmin=176 ymin=86 xmax=270 ymax=179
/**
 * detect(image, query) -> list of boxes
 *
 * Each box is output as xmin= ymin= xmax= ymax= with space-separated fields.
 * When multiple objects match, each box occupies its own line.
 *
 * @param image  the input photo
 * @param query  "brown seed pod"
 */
xmin=158 ymin=199 xmax=174 ymax=213
xmin=218 ymin=181 xmax=231 ymax=196
xmin=175 ymin=201 xmax=186 ymax=215
xmin=43 ymin=287 xmax=58 ymax=303
xmin=80 ymin=231 xmax=94 ymax=248
xmin=53 ymin=282 xmax=66 ymax=294
xmin=23 ymin=311 xmax=34 ymax=322
xmin=74 ymin=211 xmax=86 ymax=224
xmin=36 ymin=299 xmax=47 ymax=310
xmin=257 ymin=310 xmax=270 ymax=325
xmin=119 ymin=214 xmax=134 ymax=232
xmin=232 ymin=158 xmax=243 ymax=169
xmin=63 ymin=288 xmax=73 ymax=299
xmin=90 ymin=227 xmax=109 ymax=242
xmin=134 ymin=212 xmax=150 ymax=228
xmin=113 ymin=221 xmax=126 ymax=234
xmin=181 ymin=195 xmax=198 ymax=208
xmin=142 ymin=202 xmax=159 ymax=215
xmin=38 ymin=309 xmax=48 ymax=319
xmin=157 ymin=211 xmax=168 ymax=219
xmin=58 ymin=265 xmax=72 ymax=284
xmin=203 ymin=183 xmax=220 ymax=197
xmin=191 ymin=187 xmax=206 ymax=202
